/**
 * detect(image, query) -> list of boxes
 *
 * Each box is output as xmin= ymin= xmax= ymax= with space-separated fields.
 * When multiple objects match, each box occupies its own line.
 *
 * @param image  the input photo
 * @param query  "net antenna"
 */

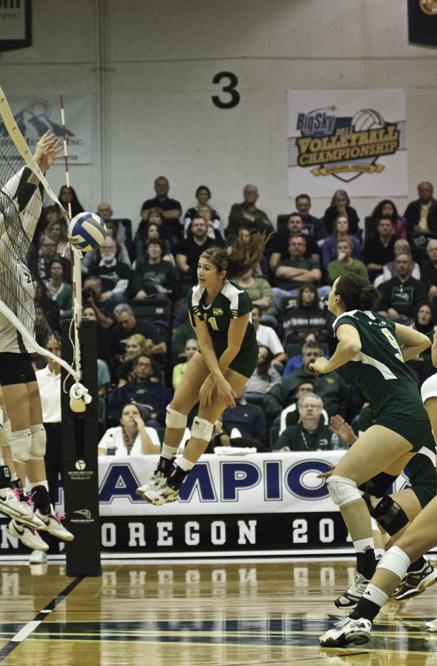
xmin=59 ymin=95 xmax=90 ymax=412
xmin=0 ymin=87 xmax=90 ymax=411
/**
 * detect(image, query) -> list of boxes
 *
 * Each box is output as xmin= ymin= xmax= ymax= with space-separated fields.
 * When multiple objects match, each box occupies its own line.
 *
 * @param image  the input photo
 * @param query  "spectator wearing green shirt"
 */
xmin=45 ymin=259 xmax=72 ymax=319
xmin=327 ymin=238 xmax=368 ymax=284
xmin=272 ymin=393 xmax=337 ymax=451
xmin=272 ymin=234 xmax=328 ymax=311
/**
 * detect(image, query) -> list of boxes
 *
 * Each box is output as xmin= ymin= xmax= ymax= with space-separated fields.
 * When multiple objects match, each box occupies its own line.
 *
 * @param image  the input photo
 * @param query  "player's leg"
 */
xmin=25 ymin=380 xmax=73 ymax=542
xmin=136 ymin=352 xmax=210 ymax=497
xmin=320 ymin=496 xmax=437 ymax=647
xmin=328 ymin=425 xmax=413 ymax=605
xmin=142 ymin=367 xmax=248 ymax=505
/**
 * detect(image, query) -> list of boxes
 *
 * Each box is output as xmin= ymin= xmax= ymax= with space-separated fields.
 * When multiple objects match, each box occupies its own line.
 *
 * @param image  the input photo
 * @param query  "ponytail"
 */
xmin=335 ymin=274 xmax=380 ymax=311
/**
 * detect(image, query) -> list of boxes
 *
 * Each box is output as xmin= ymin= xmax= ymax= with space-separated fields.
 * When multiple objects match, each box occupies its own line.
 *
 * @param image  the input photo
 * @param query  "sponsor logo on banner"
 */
xmin=75 ymin=459 xmax=86 ymax=471
xmin=71 ymin=508 xmax=94 ymax=524
xmin=291 ymin=107 xmax=400 ymax=183
xmin=420 ymin=1 xmax=437 ymax=15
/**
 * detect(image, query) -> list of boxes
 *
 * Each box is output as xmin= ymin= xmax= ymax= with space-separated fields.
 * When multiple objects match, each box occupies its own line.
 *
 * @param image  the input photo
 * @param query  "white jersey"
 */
xmin=0 ymin=167 xmax=43 ymax=354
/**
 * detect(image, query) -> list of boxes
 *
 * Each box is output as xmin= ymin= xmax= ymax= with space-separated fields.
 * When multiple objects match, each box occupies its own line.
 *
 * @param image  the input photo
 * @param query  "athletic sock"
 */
xmin=354 ymin=539 xmax=376 ymax=579
xmin=167 ymin=457 xmax=194 ymax=490
xmin=407 ymin=556 xmax=427 ymax=573
xmin=157 ymin=443 xmax=179 ymax=476
xmin=350 ymin=583 xmax=389 ymax=622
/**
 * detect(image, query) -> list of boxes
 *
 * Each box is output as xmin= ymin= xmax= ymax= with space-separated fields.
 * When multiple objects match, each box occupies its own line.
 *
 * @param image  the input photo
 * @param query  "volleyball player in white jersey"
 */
xmin=0 ymin=132 xmax=72 ymax=550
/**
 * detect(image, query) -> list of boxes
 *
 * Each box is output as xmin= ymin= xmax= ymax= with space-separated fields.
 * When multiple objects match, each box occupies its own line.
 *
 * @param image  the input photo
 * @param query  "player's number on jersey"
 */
xmin=212 ymin=72 xmax=240 ymax=109
xmin=381 ymin=327 xmax=403 ymax=361
xmin=208 ymin=316 xmax=219 ymax=331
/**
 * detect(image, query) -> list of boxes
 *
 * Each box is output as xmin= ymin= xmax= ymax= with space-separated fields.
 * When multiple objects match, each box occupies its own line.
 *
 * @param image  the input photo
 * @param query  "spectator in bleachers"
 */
xmin=278 ymin=378 xmax=318 ymax=432
xmin=264 ymin=340 xmax=348 ymax=420
xmin=245 ymin=345 xmax=282 ymax=397
xmin=327 ymin=238 xmax=368 ymax=284
xmin=176 ymin=216 xmax=221 ymax=280
xmin=130 ymin=239 xmax=178 ymax=303
xmin=88 ymin=236 xmax=131 ymax=303
xmin=45 ymin=208 xmax=70 ymax=259
xmin=184 ymin=185 xmax=223 ymax=235
xmin=135 ymin=218 xmax=174 ymax=265
xmin=116 ymin=334 xmax=155 ymax=387
xmin=375 ymin=239 xmax=420 ymax=287
xmin=58 ymin=185 xmax=84 ymax=217
xmin=363 ymin=216 xmax=396 ymax=282
xmin=321 ymin=215 xmax=361 ymax=270
xmin=98 ymin=403 xmax=160 ymax=456
xmin=251 ymin=305 xmax=286 ymax=365
xmin=295 ymin=193 xmax=327 ymax=241
xmin=404 ymin=181 xmax=437 ymax=242
xmin=38 ymin=234 xmax=64 ymax=280
xmin=171 ymin=311 xmax=193 ymax=361
xmin=272 ymin=234 xmax=323 ymax=312
xmin=282 ymin=283 xmax=329 ymax=344
xmin=45 ymin=259 xmax=72 ymax=319
xmin=272 ymin=393 xmax=337 ymax=452
xmin=107 ymin=354 xmax=172 ymax=427
xmin=96 ymin=202 xmax=128 ymax=246
xmin=172 ymin=338 xmax=199 ymax=390
xmin=197 ymin=205 xmax=225 ymax=241
xmin=140 ymin=176 xmax=182 ymax=244
xmin=213 ymin=394 xmax=267 ymax=451
xmin=83 ymin=276 xmax=118 ymax=320
xmin=104 ymin=222 xmax=131 ymax=266
xmin=377 ymin=252 xmax=427 ymax=321
xmin=366 ymin=199 xmax=407 ymax=240
xmin=110 ymin=303 xmax=166 ymax=359
xmin=226 ymin=184 xmax=271 ymax=241
xmin=323 ymin=189 xmax=360 ymax=235
xmin=234 ymin=266 xmax=275 ymax=316
xmin=421 ymin=239 xmax=437 ymax=302
xmin=413 ymin=302 xmax=435 ymax=338
xmin=82 ymin=303 xmax=112 ymax=362
xmin=269 ymin=212 xmax=320 ymax=271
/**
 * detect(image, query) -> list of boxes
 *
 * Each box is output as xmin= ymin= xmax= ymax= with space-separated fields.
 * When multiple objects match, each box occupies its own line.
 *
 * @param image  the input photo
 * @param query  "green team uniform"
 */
xmin=333 ymin=310 xmax=433 ymax=453
xmin=359 ymin=404 xmax=436 ymax=508
xmin=187 ymin=280 xmax=258 ymax=378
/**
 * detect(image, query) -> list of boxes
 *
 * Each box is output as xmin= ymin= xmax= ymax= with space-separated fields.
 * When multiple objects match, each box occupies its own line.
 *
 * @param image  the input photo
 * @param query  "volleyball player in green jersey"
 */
xmin=320 ymin=330 xmax=437 ymax=647
xmin=137 ymin=231 xmax=269 ymax=505
xmin=309 ymin=273 xmax=433 ymax=606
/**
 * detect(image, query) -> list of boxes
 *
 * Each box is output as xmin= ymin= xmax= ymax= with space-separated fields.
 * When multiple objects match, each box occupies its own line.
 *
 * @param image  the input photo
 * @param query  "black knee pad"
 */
xmin=360 ymin=472 xmax=397 ymax=499
xmin=370 ymin=495 xmax=409 ymax=536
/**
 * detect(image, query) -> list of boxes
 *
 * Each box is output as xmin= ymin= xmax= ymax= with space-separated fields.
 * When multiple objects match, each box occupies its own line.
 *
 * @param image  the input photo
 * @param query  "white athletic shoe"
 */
xmin=319 ymin=616 xmax=372 ymax=647
xmin=29 ymin=549 xmax=48 ymax=565
xmin=335 ymin=572 xmax=370 ymax=608
xmin=7 ymin=519 xmax=49 ymax=552
xmin=136 ymin=470 xmax=167 ymax=499
xmin=35 ymin=510 xmax=74 ymax=541
xmin=0 ymin=487 xmax=45 ymax=529
xmin=139 ymin=477 xmax=179 ymax=505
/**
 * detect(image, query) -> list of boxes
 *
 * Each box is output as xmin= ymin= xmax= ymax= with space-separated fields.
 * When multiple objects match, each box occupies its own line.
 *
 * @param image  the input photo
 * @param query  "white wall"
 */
xmin=1 ymin=0 xmax=437 ymax=229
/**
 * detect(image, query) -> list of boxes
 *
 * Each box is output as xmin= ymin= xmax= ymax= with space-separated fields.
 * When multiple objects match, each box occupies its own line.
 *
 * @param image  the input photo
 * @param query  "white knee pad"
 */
xmin=327 ymin=475 xmax=363 ymax=507
xmin=29 ymin=424 xmax=47 ymax=460
xmin=165 ymin=406 xmax=188 ymax=429
xmin=421 ymin=373 xmax=437 ymax=404
xmin=0 ymin=419 xmax=11 ymax=448
xmin=10 ymin=428 xmax=32 ymax=464
xmin=376 ymin=545 xmax=411 ymax=579
xmin=191 ymin=416 xmax=214 ymax=442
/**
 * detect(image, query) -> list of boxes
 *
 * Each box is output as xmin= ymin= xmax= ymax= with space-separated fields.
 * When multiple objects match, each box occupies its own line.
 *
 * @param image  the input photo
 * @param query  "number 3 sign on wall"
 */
xmin=212 ymin=72 xmax=240 ymax=109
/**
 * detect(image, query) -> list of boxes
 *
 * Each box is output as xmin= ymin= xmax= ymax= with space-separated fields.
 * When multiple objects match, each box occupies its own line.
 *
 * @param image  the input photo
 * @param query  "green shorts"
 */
xmin=229 ymin=341 xmax=258 ymax=379
xmin=405 ymin=452 xmax=437 ymax=508
xmin=376 ymin=415 xmax=434 ymax=453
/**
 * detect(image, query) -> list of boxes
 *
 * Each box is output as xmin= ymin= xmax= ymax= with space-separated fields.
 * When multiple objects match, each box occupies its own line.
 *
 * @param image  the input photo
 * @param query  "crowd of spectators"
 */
xmin=35 ymin=178 xmax=437 ymax=456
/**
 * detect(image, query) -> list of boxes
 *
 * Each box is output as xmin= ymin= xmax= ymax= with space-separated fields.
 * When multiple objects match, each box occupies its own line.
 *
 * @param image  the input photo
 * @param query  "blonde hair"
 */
xmin=127 ymin=334 xmax=154 ymax=355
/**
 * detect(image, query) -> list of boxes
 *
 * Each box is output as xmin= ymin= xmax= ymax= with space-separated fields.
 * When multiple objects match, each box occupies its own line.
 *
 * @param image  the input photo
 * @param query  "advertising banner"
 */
xmin=287 ymin=89 xmax=407 ymax=197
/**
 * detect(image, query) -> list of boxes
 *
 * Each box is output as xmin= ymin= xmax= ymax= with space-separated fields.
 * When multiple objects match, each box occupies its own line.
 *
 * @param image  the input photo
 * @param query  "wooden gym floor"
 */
xmin=0 ymin=559 xmax=436 ymax=665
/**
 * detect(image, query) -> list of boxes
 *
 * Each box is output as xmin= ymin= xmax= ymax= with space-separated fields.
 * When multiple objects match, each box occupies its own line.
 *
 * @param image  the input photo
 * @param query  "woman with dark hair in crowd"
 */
xmin=135 ymin=218 xmax=173 ymax=265
xmin=244 ymin=344 xmax=282 ymax=397
xmin=283 ymin=282 xmax=328 ymax=344
xmin=58 ymin=185 xmax=84 ymax=218
xmin=367 ymin=199 xmax=407 ymax=239
xmin=323 ymin=189 xmax=360 ymax=235
xmin=184 ymin=185 xmax=221 ymax=228
xmin=98 ymin=402 xmax=160 ymax=457
xmin=137 ymin=228 xmax=271 ymax=505
xmin=321 ymin=215 xmax=361 ymax=269
xmin=309 ymin=273 xmax=432 ymax=610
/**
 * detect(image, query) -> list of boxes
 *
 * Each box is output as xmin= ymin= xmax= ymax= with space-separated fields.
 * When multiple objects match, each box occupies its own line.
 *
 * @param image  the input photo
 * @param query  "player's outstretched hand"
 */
xmin=309 ymin=357 xmax=330 ymax=375
xmin=34 ymin=130 xmax=62 ymax=172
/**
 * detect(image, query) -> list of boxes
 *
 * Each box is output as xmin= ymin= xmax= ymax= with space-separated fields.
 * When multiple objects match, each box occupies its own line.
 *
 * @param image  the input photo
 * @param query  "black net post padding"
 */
xmin=61 ymin=319 xmax=101 ymax=577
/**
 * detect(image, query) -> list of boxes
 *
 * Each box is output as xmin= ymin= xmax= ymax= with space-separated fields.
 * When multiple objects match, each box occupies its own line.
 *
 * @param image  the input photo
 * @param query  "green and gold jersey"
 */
xmin=333 ymin=310 xmax=426 ymax=420
xmin=187 ymin=280 xmax=258 ymax=377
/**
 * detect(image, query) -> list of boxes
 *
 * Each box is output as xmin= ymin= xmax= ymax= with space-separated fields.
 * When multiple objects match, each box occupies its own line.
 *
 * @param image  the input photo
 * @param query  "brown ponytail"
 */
xmin=335 ymin=273 xmax=380 ymax=311
xmin=200 ymin=227 xmax=273 ymax=278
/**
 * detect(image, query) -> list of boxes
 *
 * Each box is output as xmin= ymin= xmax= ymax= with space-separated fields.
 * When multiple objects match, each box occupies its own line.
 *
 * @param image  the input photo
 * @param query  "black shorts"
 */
xmin=0 ymin=353 xmax=36 ymax=386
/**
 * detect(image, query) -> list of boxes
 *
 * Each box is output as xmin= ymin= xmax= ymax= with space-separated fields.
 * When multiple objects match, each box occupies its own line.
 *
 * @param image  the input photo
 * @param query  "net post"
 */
xmin=61 ymin=318 xmax=101 ymax=577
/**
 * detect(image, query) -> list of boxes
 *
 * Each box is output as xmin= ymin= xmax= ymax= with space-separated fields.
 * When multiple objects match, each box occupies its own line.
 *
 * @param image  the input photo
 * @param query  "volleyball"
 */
xmin=68 ymin=212 xmax=107 ymax=252
xmin=352 ymin=108 xmax=385 ymax=131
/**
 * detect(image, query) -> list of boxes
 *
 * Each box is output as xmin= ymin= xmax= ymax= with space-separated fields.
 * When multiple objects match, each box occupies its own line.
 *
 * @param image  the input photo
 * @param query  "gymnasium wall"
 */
xmin=1 ymin=0 xmax=436 ymax=229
